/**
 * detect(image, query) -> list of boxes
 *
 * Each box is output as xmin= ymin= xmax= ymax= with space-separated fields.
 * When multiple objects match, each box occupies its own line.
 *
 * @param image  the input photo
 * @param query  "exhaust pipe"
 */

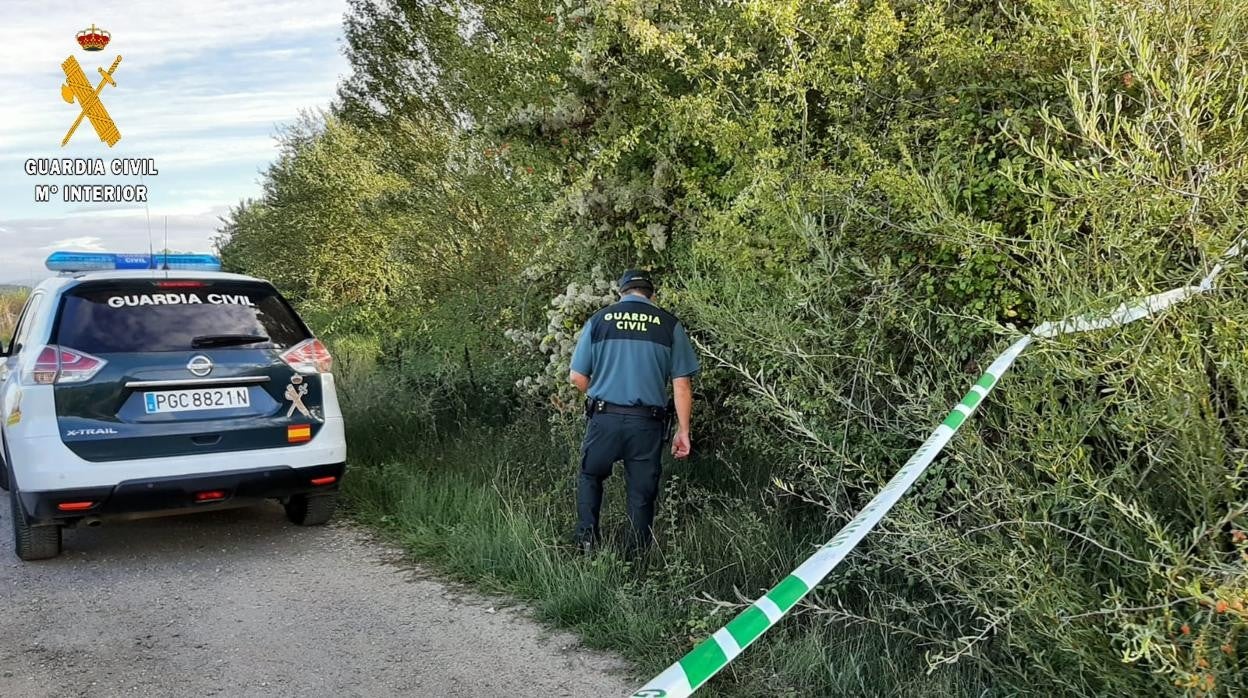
xmin=81 ymin=516 xmax=102 ymax=528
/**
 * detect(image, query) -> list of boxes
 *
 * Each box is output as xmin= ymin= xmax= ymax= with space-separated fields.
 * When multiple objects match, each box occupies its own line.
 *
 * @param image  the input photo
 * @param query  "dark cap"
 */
xmin=618 ymin=269 xmax=655 ymax=294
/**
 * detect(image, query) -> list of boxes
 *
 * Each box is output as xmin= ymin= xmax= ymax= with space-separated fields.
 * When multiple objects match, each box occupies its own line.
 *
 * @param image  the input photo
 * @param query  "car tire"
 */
xmin=10 ymin=488 xmax=62 ymax=561
xmin=284 ymin=493 xmax=337 ymax=526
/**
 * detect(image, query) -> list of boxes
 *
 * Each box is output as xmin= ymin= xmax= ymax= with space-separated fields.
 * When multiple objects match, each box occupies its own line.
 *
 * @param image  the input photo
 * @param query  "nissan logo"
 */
xmin=187 ymin=355 xmax=214 ymax=377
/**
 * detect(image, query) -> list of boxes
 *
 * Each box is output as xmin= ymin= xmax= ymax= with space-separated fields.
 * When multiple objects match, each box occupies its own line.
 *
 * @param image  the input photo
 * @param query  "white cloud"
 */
xmin=0 ymin=208 xmax=230 ymax=285
xmin=44 ymin=236 xmax=107 ymax=251
xmin=0 ymin=3 xmax=348 ymax=170
xmin=0 ymin=80 xmax=341 ymax=156
xmin=0 ymin=1 xmax=345 ymax=79
xmin=148 ymin=136 xmax=282 ymax=168
xmin=0 ymin=2 xmax=347 ymax=281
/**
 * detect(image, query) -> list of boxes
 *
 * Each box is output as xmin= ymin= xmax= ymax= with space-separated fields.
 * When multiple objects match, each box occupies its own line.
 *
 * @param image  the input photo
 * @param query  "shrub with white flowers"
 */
xmin=506 ymin=267 xmax=616 ymax=412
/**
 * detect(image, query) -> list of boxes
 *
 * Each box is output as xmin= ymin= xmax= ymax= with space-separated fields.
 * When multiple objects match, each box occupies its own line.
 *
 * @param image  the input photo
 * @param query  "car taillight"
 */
xmin=28 ymin=346 xmax=107 ymax=385
xmin=280 ymin=338 xmax=333 ymax=374
xmin=31 ymin=347 xmax=59 ymax=384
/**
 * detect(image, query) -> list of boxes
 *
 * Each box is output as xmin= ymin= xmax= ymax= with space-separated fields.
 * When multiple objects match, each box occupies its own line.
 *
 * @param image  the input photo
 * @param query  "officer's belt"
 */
xmin=591 ymin=400 xmax=667 ymax=420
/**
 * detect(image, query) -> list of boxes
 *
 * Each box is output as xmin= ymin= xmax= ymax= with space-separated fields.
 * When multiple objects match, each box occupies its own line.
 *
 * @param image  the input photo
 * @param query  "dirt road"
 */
xmin=0 ymin=497 xmax=632 ymax=697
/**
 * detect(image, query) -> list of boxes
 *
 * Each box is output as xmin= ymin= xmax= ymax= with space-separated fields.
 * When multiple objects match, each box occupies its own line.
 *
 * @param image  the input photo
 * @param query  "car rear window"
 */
xmin=53 ymin=281 xmax=311 ymax=353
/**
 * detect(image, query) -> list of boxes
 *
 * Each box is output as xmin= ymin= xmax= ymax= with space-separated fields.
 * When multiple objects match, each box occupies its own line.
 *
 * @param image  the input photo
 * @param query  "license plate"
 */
xmin=143 ymin=387 xmax=251 ymax=414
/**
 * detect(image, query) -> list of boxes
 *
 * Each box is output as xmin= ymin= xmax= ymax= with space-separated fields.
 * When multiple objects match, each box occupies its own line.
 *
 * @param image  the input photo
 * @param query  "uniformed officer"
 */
xmin=568 ymin=269 xmax=699 ymax=553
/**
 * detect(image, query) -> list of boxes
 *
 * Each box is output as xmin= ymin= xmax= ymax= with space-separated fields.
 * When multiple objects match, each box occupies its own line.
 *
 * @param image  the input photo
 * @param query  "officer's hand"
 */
xmin=671 ymin=430 xmax=691 ymax=459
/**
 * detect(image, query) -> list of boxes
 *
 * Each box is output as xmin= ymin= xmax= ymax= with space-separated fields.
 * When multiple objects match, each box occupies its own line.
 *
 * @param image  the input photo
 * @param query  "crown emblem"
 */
xmin=76 ymin=24 xmax=111 ymax=52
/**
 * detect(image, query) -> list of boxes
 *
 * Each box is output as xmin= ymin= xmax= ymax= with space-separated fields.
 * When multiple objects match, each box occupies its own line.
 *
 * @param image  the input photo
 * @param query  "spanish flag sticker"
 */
xmin=287 ymin=424 xmax=312 ymax=443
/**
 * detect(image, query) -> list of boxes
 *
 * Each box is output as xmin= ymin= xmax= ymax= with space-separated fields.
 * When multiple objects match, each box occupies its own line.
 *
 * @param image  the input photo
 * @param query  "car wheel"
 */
xmin=284 ymin=493 xmax=337 ymax=526
xmin=10 ymin=488 xmax=62 ymax=561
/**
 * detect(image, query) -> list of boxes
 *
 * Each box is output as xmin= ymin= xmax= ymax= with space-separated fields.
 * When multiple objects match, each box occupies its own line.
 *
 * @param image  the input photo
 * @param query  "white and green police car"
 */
xmin=0 ymin=252 xmax=346 ymax=560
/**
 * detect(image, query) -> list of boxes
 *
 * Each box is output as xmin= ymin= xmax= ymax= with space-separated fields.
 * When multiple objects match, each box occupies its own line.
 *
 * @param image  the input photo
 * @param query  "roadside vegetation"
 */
xmin=219 ymin=1 xmax=1248 ymax=695
xmin=0 ymin=290 xmax=28 ymax=342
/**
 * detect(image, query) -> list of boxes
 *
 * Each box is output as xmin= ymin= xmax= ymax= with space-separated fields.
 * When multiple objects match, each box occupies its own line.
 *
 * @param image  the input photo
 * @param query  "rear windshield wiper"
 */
xmin=190 ymin=334 xmax=270 ymax=348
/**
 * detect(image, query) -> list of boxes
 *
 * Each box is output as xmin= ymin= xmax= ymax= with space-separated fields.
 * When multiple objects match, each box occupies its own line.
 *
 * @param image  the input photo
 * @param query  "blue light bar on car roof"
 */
xmin=45 ymin=251 xmax=222 ymax=273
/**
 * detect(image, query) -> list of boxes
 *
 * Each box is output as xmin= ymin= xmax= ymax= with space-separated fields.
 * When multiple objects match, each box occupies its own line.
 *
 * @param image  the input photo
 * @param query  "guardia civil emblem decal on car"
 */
xmin=285 ymin=375 xmax=311 ymax=419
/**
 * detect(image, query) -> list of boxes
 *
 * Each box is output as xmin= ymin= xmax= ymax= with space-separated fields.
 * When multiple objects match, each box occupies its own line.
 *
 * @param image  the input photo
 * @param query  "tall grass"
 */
xmin=0 ymin=291 xmax=27 ymax=342
xmin=336 ymin=348 xmax=992 ymax=696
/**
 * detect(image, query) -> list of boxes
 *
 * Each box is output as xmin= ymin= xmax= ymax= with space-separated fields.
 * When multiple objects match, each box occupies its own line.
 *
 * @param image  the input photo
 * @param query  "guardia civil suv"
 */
xmin=0 ymin=252 xmax=347 ymax=560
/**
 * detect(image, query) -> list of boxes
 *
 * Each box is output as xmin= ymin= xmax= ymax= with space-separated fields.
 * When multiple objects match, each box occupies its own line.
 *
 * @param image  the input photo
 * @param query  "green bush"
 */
xmin=219 ymin=0 xmax=1248 ymax=694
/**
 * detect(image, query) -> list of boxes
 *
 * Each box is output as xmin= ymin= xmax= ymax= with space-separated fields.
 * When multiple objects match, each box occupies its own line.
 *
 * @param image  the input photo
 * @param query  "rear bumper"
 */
xmin=8 ymin=414 xmax=346 ymax=491
xmin=19 ymin=462 xmax=345 ymax=524
xmin=5 ymin=379 xmax=346 ymax=492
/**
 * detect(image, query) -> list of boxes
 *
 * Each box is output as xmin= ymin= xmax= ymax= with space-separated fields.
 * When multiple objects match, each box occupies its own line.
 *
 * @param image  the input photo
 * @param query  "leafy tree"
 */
xmin=219 ymin=1 xmax=1248 ymax=693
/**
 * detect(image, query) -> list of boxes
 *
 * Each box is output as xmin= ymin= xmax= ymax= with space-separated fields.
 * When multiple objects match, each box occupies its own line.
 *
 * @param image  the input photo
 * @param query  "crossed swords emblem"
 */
xmin=285 ymin=377 xmax=312 ymax=419
xmin=60 ymin=54 xmax=122 ymax=147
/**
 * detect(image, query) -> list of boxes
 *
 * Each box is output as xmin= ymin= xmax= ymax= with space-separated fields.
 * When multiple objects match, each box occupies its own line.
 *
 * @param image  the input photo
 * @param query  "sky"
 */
xmin=0 ymin=0 xmax=350 ymax=285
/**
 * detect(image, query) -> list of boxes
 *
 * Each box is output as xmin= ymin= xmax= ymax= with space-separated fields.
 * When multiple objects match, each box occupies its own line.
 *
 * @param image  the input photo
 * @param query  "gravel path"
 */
xmin=0 ymin=496 xmax=633 ymax=697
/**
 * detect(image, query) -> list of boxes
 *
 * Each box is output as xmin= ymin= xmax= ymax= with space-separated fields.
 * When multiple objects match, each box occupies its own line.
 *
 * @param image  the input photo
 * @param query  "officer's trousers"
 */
xmin=575 ymin=412 xmax=664 ymax=549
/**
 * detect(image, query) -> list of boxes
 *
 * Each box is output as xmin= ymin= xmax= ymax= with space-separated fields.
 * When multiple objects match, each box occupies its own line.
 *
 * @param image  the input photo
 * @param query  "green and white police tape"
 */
xmin=630 ymin=242 xmax=1243 ymax=698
